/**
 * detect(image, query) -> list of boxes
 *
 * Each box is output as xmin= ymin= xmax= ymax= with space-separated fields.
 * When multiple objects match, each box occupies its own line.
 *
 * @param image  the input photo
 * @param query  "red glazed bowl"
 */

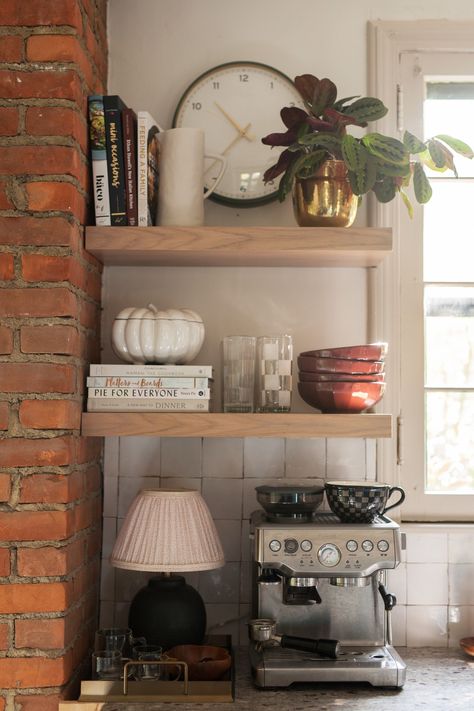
xmin=300 ymin=343 xmax=388 ymax=361
xmin=298 ymin=381 xmax=385 ymax=413
xmin=299 ymin=371 xmax=385 ymax=383
xmin=297 ymin=355 xmax=385 ymax=375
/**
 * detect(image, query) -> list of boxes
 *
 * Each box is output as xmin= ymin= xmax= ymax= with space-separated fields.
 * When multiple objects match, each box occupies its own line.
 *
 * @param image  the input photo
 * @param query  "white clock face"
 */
xmin=173 ymin=62 xmax=306 ymax=206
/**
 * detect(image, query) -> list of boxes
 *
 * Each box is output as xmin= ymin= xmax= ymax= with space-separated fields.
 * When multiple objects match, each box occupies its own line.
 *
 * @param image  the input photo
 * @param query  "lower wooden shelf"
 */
xmin=81 ymin=412 xmax=392 ymax=438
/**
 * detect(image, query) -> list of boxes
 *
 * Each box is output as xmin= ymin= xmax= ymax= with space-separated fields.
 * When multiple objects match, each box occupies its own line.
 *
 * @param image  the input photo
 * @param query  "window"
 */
xmin=369 ymin=23 xmax=474 ymax=520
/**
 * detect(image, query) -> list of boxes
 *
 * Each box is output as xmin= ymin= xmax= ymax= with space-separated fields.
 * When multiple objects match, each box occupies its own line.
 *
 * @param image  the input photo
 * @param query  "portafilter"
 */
xmin=248 ymin=618 xmax=339 ymax=658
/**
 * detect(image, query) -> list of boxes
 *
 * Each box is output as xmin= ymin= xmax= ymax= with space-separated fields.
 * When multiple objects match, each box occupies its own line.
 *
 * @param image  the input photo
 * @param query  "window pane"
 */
xmin=425 ymin=285 xmax=474 ymax=387
xmin=424 ymin=84 xmax=474 ymax=178
xmin=424 ymin=181 xmax=474 ymax=282
xmin=426 ymin=391 xmax=474 ymax=493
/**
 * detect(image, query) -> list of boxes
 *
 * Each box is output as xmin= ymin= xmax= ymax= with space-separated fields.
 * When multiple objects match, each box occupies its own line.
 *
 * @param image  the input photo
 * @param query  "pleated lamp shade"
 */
xmin=110 ymin=488 xmax=225 ymax=649
xmin=111 ymin=488 xmax=225 ymax=573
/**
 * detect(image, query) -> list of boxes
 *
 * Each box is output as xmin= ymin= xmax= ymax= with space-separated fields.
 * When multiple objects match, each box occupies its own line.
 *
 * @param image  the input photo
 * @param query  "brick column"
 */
xmin=0 ymin=2 xmax=107 ymax=709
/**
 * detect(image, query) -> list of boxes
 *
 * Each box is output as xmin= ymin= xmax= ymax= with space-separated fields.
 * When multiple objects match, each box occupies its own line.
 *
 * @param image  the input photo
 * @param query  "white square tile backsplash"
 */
xmin=119 ymin=436 xmax=161 ymax=477
xmin=326 ymin=438 xmax=367 ymax=480
xmin=203 ymin=438 xmax=243 ymax=478
xmin=284 ymin=438 xmax=326 ymax=479
xmin=406 ymin=563 xmax=448 ymax=605
xmin=161 ymin=437 xmax=202 ymax=477
xmin=243 ymin=438 xmax=285 ymax=478
xmin=100 ymin=436 xmax=474 ymax=648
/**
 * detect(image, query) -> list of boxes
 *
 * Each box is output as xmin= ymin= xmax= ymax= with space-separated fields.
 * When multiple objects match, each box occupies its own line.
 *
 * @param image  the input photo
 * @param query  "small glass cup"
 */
xmin=91 ymin=649 xmax=122 ymax=680
xmin=255 ymin=335 xmax=293 ymax=412
xmin=95 ymin=627 xmax=146 ymax=658
xmin=222 ymin=335 xmax=257 ymax=412
xmin=132 ymin=644 xmax=164 ymax=680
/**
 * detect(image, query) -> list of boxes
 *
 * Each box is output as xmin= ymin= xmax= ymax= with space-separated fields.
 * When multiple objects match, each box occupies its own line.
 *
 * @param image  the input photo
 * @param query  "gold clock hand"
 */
xmin=214 ymin=102 xmax=255 ymax=141
xmin=204 ymin=123 xmax=252 ymax=177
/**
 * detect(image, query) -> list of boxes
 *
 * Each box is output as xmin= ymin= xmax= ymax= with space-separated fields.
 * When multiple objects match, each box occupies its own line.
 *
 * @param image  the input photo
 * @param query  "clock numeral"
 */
xmin=212 ymin=81 xmax=220 ymax=90
xmin=192 ymin=102 xmax=202 ymax=110
xmin=239 ymin=74 xmax=249 ymax=82
xmin=270 ymin=81 xmax=274 ymax=89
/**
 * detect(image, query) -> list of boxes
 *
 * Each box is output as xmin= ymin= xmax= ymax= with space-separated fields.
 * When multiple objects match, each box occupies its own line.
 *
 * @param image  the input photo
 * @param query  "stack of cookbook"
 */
xmin=86 ymin=364 xmax=214 ymax=412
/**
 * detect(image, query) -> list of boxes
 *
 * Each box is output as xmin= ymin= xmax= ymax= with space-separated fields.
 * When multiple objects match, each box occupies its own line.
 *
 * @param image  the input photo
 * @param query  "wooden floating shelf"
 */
xmin=81 ymin=412 xmax=392 ymax=439
xmin=85 ymin=226 xmax=392 ymax=268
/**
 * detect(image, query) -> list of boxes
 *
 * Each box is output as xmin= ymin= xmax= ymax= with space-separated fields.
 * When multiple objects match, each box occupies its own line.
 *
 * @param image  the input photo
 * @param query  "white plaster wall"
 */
xmin=100 ymin=0 xmax=474 ymax=647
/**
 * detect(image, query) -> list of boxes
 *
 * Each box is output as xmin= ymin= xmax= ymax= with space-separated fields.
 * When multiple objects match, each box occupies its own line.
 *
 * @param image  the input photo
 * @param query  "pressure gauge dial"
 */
xmin=317 ymin=543 xmax=341 ymax=567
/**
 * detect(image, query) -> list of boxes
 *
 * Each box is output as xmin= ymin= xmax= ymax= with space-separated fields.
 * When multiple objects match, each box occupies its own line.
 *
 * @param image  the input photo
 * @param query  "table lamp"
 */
xmin=110 ymin=488 xmax=225 ymax=650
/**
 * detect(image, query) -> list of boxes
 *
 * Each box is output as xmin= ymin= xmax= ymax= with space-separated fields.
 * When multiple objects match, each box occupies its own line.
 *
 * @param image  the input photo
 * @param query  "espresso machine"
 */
xmin=249 ymin=503 xmax=406 ymax=688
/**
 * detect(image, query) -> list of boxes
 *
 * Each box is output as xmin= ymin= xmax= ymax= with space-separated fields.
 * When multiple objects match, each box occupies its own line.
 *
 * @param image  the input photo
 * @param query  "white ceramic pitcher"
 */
xmin=157 ymin=127 xmax=226 ymax=226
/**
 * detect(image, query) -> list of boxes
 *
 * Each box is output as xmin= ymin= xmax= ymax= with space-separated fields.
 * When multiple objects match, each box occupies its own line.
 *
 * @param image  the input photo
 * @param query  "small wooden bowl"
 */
xmin=166 ymin=644 xmax=231 ymax=681
xmin=459 ymin=637 xmax=474 ymax=657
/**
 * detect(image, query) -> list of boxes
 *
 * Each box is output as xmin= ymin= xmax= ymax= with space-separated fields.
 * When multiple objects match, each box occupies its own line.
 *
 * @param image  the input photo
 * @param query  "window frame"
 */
xmin=368 ymin=21 xmax=474 ymax=521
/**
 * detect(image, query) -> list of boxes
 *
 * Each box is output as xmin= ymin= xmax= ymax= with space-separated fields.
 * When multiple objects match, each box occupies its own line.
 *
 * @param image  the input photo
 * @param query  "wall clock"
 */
xmin=172 ymin=61 xmax=306 ymax=207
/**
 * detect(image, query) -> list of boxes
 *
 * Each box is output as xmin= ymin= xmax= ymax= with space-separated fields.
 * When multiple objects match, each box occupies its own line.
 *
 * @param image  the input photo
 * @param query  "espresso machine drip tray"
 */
xmin=249 ymin=643 xmax=406 ymax=688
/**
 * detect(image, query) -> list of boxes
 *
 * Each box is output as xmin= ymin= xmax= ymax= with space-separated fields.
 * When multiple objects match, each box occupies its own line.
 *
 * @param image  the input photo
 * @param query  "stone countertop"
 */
xmin=112 ymin=647 xmax=474 ymax=711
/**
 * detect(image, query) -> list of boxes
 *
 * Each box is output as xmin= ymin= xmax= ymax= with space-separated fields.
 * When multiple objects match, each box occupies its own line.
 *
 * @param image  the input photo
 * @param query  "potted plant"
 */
xmin=262 ymin=74 xmax=473 ymax=226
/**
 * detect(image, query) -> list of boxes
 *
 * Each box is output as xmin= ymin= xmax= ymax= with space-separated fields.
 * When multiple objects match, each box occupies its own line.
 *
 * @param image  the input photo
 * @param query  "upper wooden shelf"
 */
xmin=85 ymin=226 xmax=392 ymax=268
xmin=81 ymin=412 xmax=392 ymax=439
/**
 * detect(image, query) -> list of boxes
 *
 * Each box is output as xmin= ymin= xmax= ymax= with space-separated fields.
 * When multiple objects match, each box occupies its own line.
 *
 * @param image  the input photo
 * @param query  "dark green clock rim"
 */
xmin=172 ymin=60 xmax=299 ymax=208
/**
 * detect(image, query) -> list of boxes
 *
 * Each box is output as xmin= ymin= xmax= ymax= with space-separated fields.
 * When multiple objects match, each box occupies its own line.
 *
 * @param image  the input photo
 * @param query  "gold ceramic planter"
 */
xmin=292 ymin=160 xmax=358 ymax=228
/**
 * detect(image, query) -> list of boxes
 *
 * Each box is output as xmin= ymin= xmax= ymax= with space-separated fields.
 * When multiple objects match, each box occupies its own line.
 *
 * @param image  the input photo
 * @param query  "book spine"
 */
xmin=103 ymin=95 xmax=127 ymax=225
xmin=89 ymin=364 xmax=214 ymax=377
xmin=137 ymin=113 xmax=149 ymax=226
xmin=87 ymin=96 xmax=111 ymax=225
xmin=122 ymin=107 xmax=138 ymax=226
xmin=86 ymin=376 xmax=210 ymax=388
xmin=88 ymin=387 xmax=211 ymax=399
xmin=87 ymin=398 xmax=211 ymax=412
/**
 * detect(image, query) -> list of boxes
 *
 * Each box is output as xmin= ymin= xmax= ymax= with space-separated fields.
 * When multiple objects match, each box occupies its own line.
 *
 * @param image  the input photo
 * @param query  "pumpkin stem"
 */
xmin=147 ymin=303 xmax=158 ymax=314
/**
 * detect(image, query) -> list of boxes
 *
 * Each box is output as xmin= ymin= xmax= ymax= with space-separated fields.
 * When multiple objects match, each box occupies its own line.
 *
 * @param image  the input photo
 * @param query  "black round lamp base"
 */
xmin=128 ymin=575 xmax=206 ymax=650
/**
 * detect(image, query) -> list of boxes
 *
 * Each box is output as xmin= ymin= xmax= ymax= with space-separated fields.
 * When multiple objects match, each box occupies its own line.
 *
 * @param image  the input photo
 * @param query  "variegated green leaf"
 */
xmin=373 ymin=177 xmax=397 ymax=203
xmin=403 ymin=131 xmax=426 ymax=154
xmin=399 ymin=189 xmax=414 ymax=219
xmin=413 ymin=162 xmax=432 ymax=204
xmin=341 ymin=135 xmax=367 ymax=172
xmin=427 ymin=139 xmax=447 ymax=168
xmin=342 ymin=97 xmax=388 ymax=123
xmin=435 ymin=134 xmax=474 ymax=158
xmin=347 ymin=160 xmax=376 ymax=195
xmin=362 ymin=133 xmax=407 ymax=165
xmin=375 ymin=158 xmax=411 ymax=178
xmin=298 ymin=132 xmax=342 ymax=156
xmin=295 ymin=150 xmax=327 ymax=179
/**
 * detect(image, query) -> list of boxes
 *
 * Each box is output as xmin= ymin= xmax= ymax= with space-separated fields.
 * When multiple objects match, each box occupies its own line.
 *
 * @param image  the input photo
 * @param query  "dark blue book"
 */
xmin=103 ymin=95 xmax=128 ymax=226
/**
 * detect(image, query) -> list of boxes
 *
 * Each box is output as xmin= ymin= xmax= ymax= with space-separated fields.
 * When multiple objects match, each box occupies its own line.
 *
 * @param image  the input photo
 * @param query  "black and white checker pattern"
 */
xmin=325 ymin=484 xmax=386 ymax=523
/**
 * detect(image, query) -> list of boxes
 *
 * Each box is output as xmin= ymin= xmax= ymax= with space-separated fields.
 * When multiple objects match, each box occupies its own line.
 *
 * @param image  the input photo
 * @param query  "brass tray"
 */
xmin=59 ymin=636 xmax=234 ymax=705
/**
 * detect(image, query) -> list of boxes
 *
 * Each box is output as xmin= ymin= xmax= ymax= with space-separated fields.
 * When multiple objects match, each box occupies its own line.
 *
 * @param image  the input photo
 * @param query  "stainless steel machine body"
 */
xmin=249 ymin=510 xmax=406 ymax=688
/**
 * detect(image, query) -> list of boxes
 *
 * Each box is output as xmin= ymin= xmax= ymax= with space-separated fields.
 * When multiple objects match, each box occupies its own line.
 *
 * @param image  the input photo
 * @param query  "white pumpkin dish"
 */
xmin=112 ymin=304 xmax=205 ymax=364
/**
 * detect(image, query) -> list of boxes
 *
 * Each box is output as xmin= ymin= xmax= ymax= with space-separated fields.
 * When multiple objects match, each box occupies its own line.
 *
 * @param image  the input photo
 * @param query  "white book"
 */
xmin=88 ymin=387 xmax=211 ymax=399
xmin=89 ymin=364 xmax=214 ymax=378
xmin=87 ymin=398 xmax=211 ymax=412
xmin=86 ymin=376 xmax=211 ymax=388
xmin=137 ymin=111 xmax=163 ymax=226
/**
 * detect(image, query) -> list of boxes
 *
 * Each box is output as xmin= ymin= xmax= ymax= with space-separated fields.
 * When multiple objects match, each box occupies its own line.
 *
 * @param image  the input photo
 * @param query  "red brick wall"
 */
xmin=0 ymin=1 xmax=107 ymax=708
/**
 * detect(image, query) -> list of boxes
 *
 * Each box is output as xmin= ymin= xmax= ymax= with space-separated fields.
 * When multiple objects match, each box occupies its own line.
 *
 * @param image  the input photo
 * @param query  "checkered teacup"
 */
xmin=325 ymin=481 xmax=405 ymax=523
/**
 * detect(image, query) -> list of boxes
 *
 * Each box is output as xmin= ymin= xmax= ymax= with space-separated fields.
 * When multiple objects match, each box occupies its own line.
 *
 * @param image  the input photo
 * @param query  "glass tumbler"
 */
xmin=91 ymin=649 xmax=122 ymax=680
xmin=256 ymin=335 xmax=293 ymax=412
xmin=222 ymin=336 xmax=257 ymax=412
xmin=132 ymin=644 xmax=164 ymax=680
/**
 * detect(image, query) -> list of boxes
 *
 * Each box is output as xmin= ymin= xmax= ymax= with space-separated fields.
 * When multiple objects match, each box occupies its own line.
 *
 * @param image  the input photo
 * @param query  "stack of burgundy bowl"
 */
xmin=297 ymin=343 xmax=387 ymax=413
